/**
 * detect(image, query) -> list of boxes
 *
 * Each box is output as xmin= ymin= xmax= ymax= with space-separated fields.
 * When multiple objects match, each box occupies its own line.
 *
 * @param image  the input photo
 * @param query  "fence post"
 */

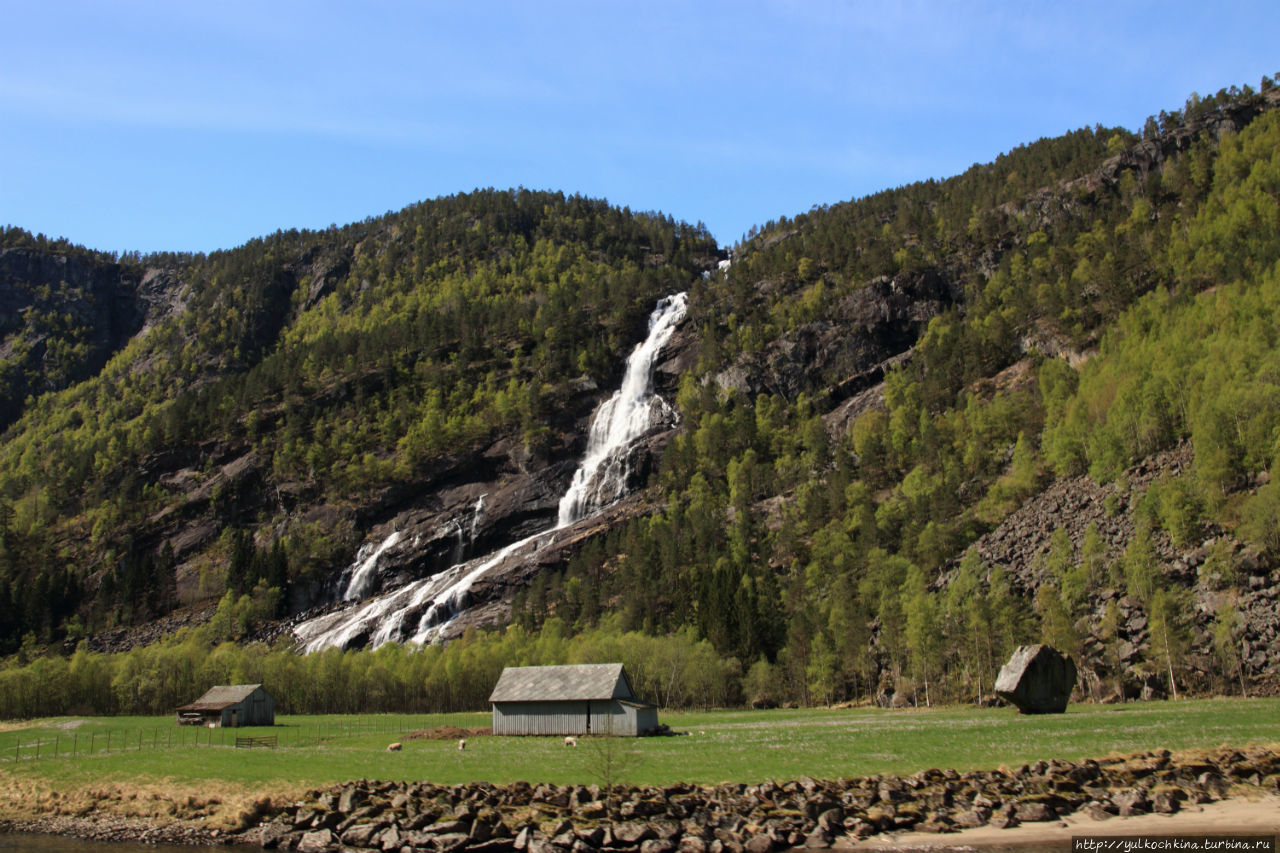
xmin=35 ymin=740 xmax=40 ymax=761
xmin=54 ymin=735 xmax=59 ymax=758
xmin=73 ymin=733 xmax=78 ymax=756
xmin=106 ymin=731 xmax=110 ymax=752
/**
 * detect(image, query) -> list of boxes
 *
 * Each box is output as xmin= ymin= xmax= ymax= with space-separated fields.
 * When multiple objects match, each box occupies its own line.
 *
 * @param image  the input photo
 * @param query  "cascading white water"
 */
xmin=469 ymin=494 xmax=486 ymax=542
xmin=342 ymin=531 xmax=401 ymax=601
xmin=293 ymin=292 xmax=688 ymax=653
xmin=449 ymin=519 xmax=466 ymax=564
xmin=557 ymin=292 xmax=686 ymax=526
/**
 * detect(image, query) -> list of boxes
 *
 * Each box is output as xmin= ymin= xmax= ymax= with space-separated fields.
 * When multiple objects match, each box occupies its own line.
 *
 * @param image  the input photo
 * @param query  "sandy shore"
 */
xmin=854 ymin=793 xmax=1280 ymax=850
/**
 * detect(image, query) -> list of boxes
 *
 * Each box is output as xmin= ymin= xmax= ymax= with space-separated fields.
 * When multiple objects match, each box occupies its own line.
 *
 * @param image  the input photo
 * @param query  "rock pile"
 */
xmin=950 ymin=440 xmax=1280 ymax=696
xmin=240 ymin=745 xmax=1280 ymax=852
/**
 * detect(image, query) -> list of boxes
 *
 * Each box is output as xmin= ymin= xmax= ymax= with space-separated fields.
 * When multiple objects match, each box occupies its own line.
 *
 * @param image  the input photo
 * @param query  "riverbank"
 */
xmin=0 ymin=817 xmax=228 ymax=847
xmin=3 ymin=744 xmax=1278 ymax=851
xmin=0 ymin=775 xmax=287 ymax=845
xmin=854 ymin=793 xmax=1280 ymax=850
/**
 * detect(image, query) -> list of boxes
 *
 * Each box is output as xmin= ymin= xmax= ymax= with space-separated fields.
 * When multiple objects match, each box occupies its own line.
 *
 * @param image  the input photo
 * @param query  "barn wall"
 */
xmin=493 ymin=701 xmax=590 ymax=735
xmin=633 ymin=705 xmax=658 ymax=735
xmin=590 ymin=700 xmax=637 ymax=736
xmin=244 ymin=688 xmax=275 ymax=726
xmin=492 ymin=701 xmax=655 ymax=736
xmin=217 ymin=688 xmax=276 ymax=727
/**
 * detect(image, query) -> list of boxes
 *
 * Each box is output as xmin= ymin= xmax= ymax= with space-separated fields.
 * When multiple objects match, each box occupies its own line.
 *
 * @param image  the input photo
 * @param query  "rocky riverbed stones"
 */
xmin=151 ymin=745 xmax=1276 ymax=853
xmin=5 ymin=746 xmax=1278 ymax=851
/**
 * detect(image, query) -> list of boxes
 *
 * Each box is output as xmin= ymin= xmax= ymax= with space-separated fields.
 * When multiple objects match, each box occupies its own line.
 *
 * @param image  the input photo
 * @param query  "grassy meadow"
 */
xmin=1 ymin=698 xmax=1279 ymax=793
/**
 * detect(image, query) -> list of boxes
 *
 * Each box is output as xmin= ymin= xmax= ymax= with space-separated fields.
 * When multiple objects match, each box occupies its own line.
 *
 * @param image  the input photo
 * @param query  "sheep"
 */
xmin=564 ymin=736 xmax=577 ymax=747
xmin=386 ymin=742 xmax=402 ymax=752
xmin=458 ymin=738 xmax=466 ymax=751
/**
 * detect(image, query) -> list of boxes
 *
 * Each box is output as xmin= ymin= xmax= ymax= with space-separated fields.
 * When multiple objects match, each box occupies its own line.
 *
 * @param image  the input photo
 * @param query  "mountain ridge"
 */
xmin=3 ymin=79 xmax=1280 ymax=713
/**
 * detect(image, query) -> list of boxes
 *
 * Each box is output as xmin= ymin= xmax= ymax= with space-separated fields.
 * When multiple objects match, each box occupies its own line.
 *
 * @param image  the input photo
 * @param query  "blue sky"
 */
xmin=2 ymin=1 xmax=1277 ymax=254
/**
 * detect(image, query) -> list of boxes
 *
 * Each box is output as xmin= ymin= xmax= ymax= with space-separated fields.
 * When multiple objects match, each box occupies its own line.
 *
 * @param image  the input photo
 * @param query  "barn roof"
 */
xmin=176 ymin=683 xmax=264 ymax=712
xmin=489 ymin=664 xmax=635 ymax=703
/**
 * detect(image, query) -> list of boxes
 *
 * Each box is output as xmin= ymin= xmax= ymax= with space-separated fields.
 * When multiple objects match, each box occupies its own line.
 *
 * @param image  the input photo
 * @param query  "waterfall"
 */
xmin=293 ymin=292 xmax=688 ymax=652
xmin=557 ymin=292 xmax=686 ymax=526
xmin=342 ymin=530 xmax=402 ymax=601
xmin=469 ymin=494 xmax=486 ymax=543
xmin=449 ymin=519 xmax=465 ymax=565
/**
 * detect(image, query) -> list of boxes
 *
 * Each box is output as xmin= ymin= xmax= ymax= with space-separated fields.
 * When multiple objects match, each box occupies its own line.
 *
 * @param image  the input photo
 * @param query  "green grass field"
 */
xmin=2 ymin=698 xmax=1278 ymax=791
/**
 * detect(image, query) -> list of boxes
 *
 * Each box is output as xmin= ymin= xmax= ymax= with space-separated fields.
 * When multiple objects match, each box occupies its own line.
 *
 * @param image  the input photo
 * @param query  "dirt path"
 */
xmin=854 ymin=792 xmax=1280 ymax=850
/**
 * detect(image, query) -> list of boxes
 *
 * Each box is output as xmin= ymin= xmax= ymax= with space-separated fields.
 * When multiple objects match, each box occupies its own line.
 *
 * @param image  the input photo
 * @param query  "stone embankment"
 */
xmin=240 ymin=745 xmax=1280 ymax=853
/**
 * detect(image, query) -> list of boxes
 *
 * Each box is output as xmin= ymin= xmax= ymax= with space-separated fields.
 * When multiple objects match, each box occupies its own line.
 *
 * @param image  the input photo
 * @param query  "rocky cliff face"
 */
xmin=704 ymin=269 xmax=958 ymax=406
xmin=0 ymin=248 xmax=190 ymax=429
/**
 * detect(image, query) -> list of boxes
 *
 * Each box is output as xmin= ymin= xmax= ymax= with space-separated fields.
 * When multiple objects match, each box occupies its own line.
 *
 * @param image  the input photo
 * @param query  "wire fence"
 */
xmin=3 ymin=715 xmax=444 ymax=762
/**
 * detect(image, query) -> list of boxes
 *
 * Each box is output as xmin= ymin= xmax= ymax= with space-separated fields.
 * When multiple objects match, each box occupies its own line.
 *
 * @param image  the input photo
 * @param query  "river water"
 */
xmin=0 ymin=836 xmax=223 ymax=853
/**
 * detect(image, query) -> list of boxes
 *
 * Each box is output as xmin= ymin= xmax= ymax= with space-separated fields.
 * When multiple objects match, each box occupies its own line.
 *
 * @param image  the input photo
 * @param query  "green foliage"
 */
xmin=535 ymin=86 xmax=1280 ymax=705
xmin=1122 ymin=521 xmax=1160 ymax=605
xmin=6 ymin=82 xmax=1280 ymax=711
xmin=1147 ymin=586 xmax=1191 ymax=699
xmin=0 ymin=190 xmax=714 ymax=643
xmin=1043 ymin=109 xmax=1280 ymax=491
xmin=0 ymin=614 xmax=741 ymax=719
xmin=1212 ymin=598 xmax=1246 ymax=694
xmin=1239 ymin=478 xmax=1280 ymax=554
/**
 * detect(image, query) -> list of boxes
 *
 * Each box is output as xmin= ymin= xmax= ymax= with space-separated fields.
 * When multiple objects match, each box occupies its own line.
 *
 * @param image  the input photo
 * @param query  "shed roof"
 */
xmin=176 ymin=683 xmax=264 ymax=712
xmin=489 ymin=664 xmax=635 ymax=703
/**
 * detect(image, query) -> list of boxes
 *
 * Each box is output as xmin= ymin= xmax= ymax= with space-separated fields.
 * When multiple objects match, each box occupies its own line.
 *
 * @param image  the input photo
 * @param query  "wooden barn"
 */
xmin=176 ymin=683 xmax=274 ymax=727
xmin=489 ymin=663 xmax=658 ymax=736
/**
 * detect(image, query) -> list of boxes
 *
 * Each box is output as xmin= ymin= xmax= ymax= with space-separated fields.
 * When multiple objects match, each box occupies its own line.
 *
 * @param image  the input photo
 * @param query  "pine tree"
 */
xmin=227 ymin=530 xmax=254 ymax=597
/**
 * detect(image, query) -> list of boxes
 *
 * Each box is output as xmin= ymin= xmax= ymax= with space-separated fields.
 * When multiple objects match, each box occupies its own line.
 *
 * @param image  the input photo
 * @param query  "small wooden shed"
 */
xmin=176 ymin=683 xmax=274 ymax=727
xmin=489 ymin=663 xmax=658 ymax=737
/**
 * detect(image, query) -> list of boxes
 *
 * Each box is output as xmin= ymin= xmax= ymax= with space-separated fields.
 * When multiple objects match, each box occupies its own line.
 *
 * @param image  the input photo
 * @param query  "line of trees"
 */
xmin=0 ymin=612 xmax=738 ymax=720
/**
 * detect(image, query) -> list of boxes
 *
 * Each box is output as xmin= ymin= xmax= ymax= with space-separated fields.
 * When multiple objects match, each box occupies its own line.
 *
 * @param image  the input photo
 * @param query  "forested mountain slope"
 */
xmin=0 ymin=192 xmax=718 ymax=653
xmin=515 ymin=79 xmax=1280 ymax=705
xmin=3 ymin=79 xmax=1280 ymax=716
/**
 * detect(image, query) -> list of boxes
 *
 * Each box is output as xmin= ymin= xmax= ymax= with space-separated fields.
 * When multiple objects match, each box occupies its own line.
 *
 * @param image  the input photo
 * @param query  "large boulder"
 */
xmin=994 ymin=644 xmax=1077 ymax=714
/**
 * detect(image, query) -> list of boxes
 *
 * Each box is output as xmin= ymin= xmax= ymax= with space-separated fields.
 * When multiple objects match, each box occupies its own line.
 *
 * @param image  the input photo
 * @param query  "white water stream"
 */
xmin=293 ymin=292 xmax=688 ymax=652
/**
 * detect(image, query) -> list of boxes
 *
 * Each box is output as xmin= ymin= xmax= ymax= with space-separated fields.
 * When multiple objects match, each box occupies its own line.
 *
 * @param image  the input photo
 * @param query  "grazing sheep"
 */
xmin=387 ymin=742 xmax=402 ymax=752
xmin=458 ymin=739 xmax=466 ymax=751
xmin=564 ymin=736 xmax=577 ymax=747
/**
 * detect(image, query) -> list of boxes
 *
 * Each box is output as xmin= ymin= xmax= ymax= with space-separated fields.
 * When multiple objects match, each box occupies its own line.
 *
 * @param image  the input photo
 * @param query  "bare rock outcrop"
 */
xmin=706 ymin=270 xmax=957 ymax=405
xmin=994 ymin=645 xmax=1077 ymax=714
